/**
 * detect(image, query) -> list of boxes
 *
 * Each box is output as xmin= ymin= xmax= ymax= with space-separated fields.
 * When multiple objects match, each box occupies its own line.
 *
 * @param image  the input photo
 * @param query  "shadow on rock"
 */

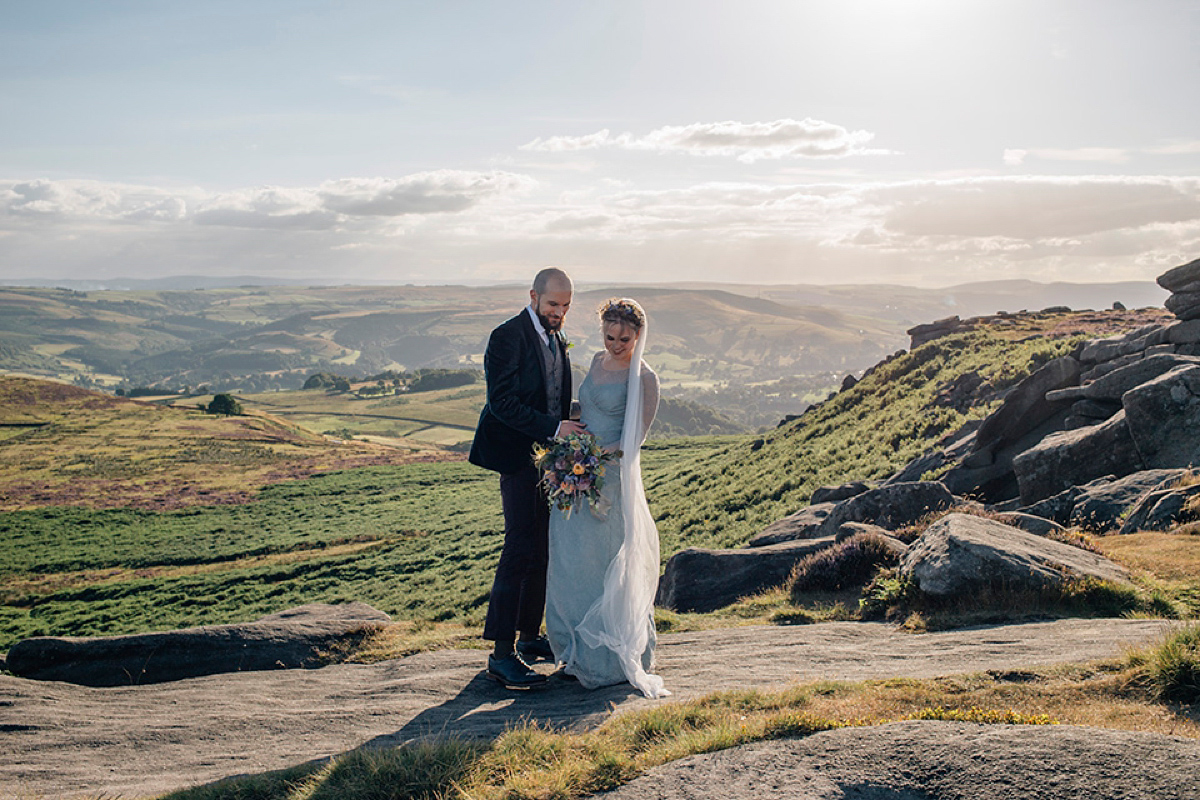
xmin=366 ymin=670 xmax=641 ymax=746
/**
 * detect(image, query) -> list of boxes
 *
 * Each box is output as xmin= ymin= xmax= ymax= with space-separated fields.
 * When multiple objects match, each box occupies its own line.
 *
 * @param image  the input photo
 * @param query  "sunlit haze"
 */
xmin=2 ymin=0 xmax=1198 ymax=287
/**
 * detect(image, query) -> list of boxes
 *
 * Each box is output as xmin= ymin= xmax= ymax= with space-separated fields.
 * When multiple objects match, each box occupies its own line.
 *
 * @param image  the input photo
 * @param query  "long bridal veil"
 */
xmin=575 ymin=318 xmax=670 ymax=698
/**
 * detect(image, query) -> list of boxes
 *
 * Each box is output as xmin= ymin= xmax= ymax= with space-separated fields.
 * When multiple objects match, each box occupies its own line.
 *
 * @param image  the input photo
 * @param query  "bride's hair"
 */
xmin=597 ymin=297 xmax=646 ymax=331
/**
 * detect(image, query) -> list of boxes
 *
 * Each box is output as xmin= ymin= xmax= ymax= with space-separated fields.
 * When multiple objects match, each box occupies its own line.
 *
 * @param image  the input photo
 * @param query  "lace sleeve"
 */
xmin=639 ymin=362 xmax=659 ymax=444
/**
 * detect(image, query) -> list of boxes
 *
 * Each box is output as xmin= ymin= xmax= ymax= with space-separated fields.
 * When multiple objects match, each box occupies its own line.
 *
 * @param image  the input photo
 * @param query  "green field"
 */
xmin=0 ymin=439 xmax=721 ymax=648
xmin=186 ymin=383 xmax=487 ymax=451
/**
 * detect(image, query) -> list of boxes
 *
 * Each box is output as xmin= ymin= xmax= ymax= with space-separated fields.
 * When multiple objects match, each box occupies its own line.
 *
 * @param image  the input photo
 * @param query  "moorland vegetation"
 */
xmin=2 ymin=306 xmax=1195 ymax=650
xmin=4 ymin=298 xmax=1200 ymax=799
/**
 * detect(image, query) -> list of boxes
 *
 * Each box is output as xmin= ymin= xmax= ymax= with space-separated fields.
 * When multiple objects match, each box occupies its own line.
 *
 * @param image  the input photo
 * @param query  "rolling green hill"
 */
xmin=0 ymin=283 xmax=902 ymax=394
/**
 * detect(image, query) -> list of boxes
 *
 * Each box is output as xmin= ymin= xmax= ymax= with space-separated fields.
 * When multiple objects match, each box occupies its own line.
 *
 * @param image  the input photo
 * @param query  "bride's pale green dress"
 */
xmin=546 ymin=353 xmax=661 ymax=690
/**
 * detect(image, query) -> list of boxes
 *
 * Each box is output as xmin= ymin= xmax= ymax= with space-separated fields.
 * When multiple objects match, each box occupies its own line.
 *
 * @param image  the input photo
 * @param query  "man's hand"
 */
xmin=555 ymin=420 xmax=587 ymax=437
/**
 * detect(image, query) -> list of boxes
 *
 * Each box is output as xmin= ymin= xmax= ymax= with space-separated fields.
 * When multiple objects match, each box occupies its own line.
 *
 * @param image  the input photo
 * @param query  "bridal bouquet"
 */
xmin=533 ymin=432 xmax=619 ymax=517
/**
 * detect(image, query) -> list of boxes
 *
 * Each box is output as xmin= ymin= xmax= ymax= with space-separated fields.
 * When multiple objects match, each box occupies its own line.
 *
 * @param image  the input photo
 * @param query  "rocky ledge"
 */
xmin=5 ymin=602 xmax=389 ymax=686
xmin=660 ymin=257 xmax=1200 ymax=613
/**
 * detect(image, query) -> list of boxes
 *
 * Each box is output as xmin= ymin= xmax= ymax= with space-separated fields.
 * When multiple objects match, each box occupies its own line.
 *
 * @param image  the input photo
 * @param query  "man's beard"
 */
xmin=536 ymin=310 xmax=563 ymax=333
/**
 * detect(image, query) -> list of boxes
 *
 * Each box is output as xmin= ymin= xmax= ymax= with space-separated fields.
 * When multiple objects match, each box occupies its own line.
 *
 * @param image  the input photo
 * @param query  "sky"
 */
xmin=1 ymin=0 xmax=1199 ymax=288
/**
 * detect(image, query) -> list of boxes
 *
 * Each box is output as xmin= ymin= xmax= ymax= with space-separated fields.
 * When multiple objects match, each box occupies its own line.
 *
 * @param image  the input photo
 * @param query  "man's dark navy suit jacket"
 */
xmin=469 ymin=310 xmax=572 ymax=475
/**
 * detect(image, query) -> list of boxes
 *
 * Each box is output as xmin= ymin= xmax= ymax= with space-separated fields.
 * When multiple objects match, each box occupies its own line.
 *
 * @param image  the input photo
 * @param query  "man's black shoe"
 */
xmin=486 ymin=654 xmax=549 ymax=689
xmin=516 ymin=635 xmax=555 ymax=663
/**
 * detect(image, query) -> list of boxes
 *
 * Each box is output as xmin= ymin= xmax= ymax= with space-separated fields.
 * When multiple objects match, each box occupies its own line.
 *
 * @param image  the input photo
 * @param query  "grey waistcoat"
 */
xmin=539 ymin=334 xmax=563 ymax=418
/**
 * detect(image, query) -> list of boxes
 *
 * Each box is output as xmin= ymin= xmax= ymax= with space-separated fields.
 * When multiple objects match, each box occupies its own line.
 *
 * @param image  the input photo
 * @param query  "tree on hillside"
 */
xmin=303 ymin=372 xmax=351 ymax=391
xmin=206 ymin=393 xmax=243 ymax=416
xmin=407 ymin=368 xmax=481 ymax=392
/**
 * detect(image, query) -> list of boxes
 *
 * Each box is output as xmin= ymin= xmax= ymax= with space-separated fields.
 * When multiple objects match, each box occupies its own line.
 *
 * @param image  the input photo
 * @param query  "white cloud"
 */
xmin=0 ymin=171 xmax=533 ymax=233
xmin=0 ymin=179 xmax=194 ymax=222
xmin=319 ymin=171 xmax=534 ymax=216
xmin=521 ymin=130 xmax=620 ymax=153
xmin=522 ymin=119 xmax=890 ymax=162
xmin=192 ymin=207 xmax=340 ymax=231
xmin=1148 ymin=140 xmax=1200 ymax=156
xmin=194 ymin=186 xmax=336 ymax=230
xmin=870 ymin=176 xmax=1200 ymax=239
xmin=3 ymin=173 xmax=1198 ymax=287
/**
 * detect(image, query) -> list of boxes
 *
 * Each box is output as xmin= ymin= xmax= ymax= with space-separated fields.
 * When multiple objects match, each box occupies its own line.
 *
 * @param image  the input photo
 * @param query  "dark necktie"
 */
xmin=547 ymin=333 xmax=557 ymax=356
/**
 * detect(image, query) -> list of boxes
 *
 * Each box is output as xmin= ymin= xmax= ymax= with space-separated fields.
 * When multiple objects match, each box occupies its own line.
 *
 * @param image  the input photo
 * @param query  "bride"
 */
xmin=545 ymin=297 xmax=670 ymax=698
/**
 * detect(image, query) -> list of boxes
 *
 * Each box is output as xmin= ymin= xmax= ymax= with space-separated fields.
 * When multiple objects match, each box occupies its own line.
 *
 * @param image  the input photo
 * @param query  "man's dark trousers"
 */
xmin=482 ymin=465 xmax=549 ymax=641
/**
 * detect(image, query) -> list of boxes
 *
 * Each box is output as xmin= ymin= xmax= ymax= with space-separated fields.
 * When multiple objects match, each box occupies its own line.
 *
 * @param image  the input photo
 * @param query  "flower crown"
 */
xmin=597 ymin=297 xmax=646 ymax=330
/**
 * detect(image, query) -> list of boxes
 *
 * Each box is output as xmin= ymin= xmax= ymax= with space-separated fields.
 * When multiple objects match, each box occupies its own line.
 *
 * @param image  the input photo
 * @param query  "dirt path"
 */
xmin=0 ymin=618 xmax=1177 ymax=799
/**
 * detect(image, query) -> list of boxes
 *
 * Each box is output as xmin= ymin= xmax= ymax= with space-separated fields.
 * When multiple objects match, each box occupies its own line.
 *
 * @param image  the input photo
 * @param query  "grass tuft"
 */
xmin=907 ymin=706 xmax=1057 ymax=725
xmin=761 ymin=711 xmax=848 ymax=739
xmin=161 ymin=739 xmax=484 ymax=800
xmin=1134 ymin=624 xmax=1200 ymax=704
xmin=860 ymin=571 xmax=1164 ymax=629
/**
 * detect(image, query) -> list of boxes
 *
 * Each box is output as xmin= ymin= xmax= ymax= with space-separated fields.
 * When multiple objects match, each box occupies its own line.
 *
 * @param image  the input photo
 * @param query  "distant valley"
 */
xmin=0 ymin=278 xmax=1167 ymax=430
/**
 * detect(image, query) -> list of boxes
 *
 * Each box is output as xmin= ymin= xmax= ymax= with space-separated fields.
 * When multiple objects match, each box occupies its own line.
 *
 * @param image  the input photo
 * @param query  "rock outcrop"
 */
xmin=810 ymin=481 xmax=873 ymax=505
xmin=1159 ymin=257 xmax=1200 ymax=319
xmin=876 ymin=257 xmax=1200 ymax=511
xmin=1067 ymin=469 xmax=1187 ymax=531
xmin=972 ymin=356 xmax=1081 ymax=454
xmin=5 ymin=603 xmax=390 ymax=687
xmin=657 ymin=538 xmax=837 ymax=613
xmin=899 ymin=513 xmax=1129 ymax=597
xmin=601 ymin=721 xmax=1200 ymax=800
xmin=746 ymin=502 xmax=835 ymax=546
xmin=667 ymin=483 xmax=954 ymax=611
xmin=1123 ymin=366 xmax=1200 ymax=467
xmin=815 ymin=481 xmax=956 ymax=537
xmin=669 ymin=257 xmax=1200 ymax=613
xmin=991 ymin=511 xmax=1066 ymax=538
xmin=907 ymin=316 xmax=964 ymax=348
xmin=1013 ymin=411 xmax=1145 ymax=504
xmin=1118 ymin=475 xmax=1200 ymax=534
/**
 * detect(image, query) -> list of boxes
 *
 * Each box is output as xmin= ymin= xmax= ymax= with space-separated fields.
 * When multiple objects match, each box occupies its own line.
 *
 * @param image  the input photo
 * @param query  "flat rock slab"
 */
xmin=0 ymin=618 xmax=1174 ymax=799
xmin=748 ymin=502 xmax=836 ymax=546
xmin=5 ymin=602 xmax=391 ymax=687
xmin=601 ymin=720 xmax=1200 ymax=800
